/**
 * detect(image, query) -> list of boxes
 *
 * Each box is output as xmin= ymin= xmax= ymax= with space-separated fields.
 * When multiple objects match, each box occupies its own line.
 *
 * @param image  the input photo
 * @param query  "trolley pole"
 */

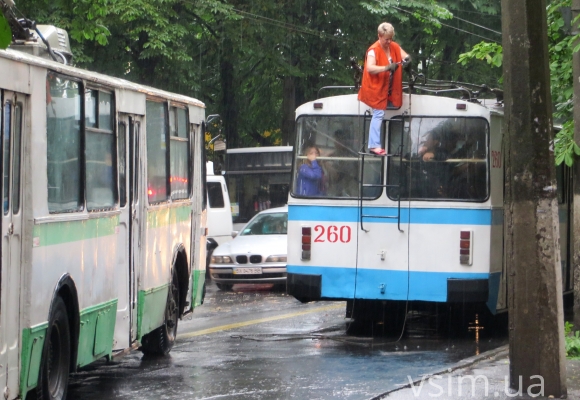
xmin=572 ymin=0 xmax=580 ymax=332
xmin=501 ymin=0 xmax=567 ymax=397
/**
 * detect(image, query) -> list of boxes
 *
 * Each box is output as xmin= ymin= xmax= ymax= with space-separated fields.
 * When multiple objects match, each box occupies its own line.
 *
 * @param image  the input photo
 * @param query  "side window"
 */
xmin=118 ymin=122 xmax=127 ymax=207
xmin=146 ymin=101 xmax=168 ymax=203
xmin=207 ymin=182 xmax=225 ymax=208
xmin=12 ymin=103 xmax=22 ymax=214
xmin=2 ymin=101 xmax=10 ymax=214
xmin=169 ymin=106 xmax=190 ymax=200
xmin=85 ymin=89 xmax=116 ymax=211
xmin=46 ymin=73 xmax=83 ymax=213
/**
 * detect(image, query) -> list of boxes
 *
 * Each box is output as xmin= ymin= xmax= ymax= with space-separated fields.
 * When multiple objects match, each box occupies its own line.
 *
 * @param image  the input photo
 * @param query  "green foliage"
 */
xmin=458 ymin=42 xmax=502 ymax=68
xmin=0 ymin=13 xmax=10 ymax=49
xmin=565 ymin=321 xmax=580 ymax=358
xmin=457 ymin=0 xmax=580 ymax=165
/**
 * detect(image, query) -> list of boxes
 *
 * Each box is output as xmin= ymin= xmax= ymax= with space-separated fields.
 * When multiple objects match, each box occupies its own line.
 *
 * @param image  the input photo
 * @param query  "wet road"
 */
xmin=68 ymin=281 xmax=507 ymax=399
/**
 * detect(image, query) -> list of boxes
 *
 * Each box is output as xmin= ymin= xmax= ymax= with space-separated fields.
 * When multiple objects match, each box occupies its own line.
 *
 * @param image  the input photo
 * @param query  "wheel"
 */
xmin=37 ymin=296 xmax=71 ymax=400
xmin=205 ymin=248 xmax=215 ymax=279
xmin=141 ymin=273 xmax=179 ymax=356
xmin=216 ymin=283 xmax=233 ymax=291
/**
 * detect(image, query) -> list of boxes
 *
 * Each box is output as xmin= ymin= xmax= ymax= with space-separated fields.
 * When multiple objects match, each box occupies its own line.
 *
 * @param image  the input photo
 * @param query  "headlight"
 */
xmin=266 ymin=255 xmax=287 ymax=263
xmin=211 ymin=255 xmax=233 ymax=264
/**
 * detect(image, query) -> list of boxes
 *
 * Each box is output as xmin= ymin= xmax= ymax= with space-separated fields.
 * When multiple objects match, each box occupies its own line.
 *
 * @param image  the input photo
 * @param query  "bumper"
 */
xmin=209 ymin=265 xmax=287 ymax=284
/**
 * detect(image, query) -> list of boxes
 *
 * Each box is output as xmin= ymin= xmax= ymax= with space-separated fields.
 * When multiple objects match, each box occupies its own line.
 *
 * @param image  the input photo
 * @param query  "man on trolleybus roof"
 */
xmin=358 ymin=22 xmax=410 ymax=156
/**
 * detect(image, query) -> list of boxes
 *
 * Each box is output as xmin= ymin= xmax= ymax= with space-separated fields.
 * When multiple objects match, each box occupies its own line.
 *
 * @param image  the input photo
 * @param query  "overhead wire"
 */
xmin=231 ymin=6 xmax=502 ymax=44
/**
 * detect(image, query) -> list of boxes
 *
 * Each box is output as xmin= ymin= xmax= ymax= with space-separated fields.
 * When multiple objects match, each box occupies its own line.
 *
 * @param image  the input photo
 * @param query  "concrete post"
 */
xmin=501 ymin=0 xmax=567 ymax=396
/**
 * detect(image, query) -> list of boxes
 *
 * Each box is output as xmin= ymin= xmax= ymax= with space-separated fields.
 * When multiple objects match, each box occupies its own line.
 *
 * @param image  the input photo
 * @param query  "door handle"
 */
xmin=7 ymin=223 xmax=13 ymax=235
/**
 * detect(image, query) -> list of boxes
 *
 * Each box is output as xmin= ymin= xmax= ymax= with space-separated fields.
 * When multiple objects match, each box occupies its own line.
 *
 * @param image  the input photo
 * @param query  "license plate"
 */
xmin=233 ymin=267 xmax=262 ymax=275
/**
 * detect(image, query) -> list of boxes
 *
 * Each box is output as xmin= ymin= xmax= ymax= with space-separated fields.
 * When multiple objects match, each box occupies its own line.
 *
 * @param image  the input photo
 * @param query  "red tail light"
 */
xmin=302 ymin=226 xmax=311 ymax=260
xmin=460 ymin=230 xmax=473 ymax=265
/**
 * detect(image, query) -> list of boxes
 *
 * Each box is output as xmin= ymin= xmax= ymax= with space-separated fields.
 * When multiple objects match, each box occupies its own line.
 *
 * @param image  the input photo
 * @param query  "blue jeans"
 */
xmin=368 ymin=109 xmax=384 ymax=149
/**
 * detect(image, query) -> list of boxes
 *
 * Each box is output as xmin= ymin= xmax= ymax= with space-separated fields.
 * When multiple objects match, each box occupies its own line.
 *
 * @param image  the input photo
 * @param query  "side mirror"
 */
xmin=231 ymin=231 xmax=238 ymax=238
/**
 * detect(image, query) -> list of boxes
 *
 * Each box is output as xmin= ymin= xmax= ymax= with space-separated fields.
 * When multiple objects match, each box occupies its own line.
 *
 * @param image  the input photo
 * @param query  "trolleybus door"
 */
xmin=0 ymin=91 xmax=24 ymax=395
xmin=114 ymin=114 xmax=142 ymax=348
xmin=355 ymin=118 xmax=411 ymax=302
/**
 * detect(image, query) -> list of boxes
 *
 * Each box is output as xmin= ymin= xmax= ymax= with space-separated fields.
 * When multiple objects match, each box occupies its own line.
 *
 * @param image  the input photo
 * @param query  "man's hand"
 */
xmin=385 ymin=62 xmax=399 ymax=72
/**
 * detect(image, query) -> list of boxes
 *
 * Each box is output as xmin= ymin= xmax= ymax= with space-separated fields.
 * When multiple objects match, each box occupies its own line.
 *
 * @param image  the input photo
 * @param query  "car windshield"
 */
xmin=240 ymin=212 xmax=288 ymax=236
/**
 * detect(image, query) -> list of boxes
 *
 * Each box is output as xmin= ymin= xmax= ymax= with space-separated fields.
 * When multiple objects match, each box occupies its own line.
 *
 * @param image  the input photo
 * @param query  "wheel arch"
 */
xmin=48 ymin=274 xmax=80 ymax=373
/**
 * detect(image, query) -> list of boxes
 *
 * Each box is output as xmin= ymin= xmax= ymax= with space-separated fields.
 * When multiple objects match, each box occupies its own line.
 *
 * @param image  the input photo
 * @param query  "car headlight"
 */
xmin=211 ymin=255 xmax=233 ymax=264
xmin=266 ymin=255 xmax=287 ymax=263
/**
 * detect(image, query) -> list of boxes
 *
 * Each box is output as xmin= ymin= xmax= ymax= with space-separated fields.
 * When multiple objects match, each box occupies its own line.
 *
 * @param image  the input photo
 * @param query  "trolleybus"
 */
xmin=0 ymin=15 xmax=208 ymax=400
xmin=286 ymin=89 xmax=572 ymax=333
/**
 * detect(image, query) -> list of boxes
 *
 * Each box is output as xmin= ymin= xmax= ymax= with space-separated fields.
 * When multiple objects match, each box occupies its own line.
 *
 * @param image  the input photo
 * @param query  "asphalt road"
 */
xmin=67 ymin=281 xmax=507 ymax=400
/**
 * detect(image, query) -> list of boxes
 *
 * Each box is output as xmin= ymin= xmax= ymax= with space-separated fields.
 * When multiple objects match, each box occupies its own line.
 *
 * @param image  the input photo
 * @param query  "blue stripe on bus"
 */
xmin=287 ymin=265 xmax=490 ymax=302
xmin=289 ymin=205 xmax=492 ymax=225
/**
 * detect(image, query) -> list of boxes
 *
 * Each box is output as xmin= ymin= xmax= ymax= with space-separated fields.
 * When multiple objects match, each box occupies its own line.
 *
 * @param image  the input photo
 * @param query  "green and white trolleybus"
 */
xmin=0 ymin=16 xmax=208 ymax=400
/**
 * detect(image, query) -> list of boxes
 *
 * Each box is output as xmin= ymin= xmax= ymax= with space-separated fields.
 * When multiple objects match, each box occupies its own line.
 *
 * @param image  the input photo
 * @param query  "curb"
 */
xmin=370 ymin=344 xmax=510 ymax=399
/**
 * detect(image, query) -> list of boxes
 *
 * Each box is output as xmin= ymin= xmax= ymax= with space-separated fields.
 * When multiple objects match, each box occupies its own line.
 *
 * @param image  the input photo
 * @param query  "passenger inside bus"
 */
xmin=391 ymin=118 xmax=488 ymax=200
xmin=296 ymin=145 xmax=325 ymax=196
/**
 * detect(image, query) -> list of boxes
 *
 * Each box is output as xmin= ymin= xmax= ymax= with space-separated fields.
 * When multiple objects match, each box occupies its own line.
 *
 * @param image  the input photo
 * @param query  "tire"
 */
xmin=37 ymin=296 xmax=71 ymax=400
xmin=205 ymin=248 xmax=214 ymax=279
xmin=141 ymin=273 xmax=179 ymax=356
xmin=216 ymin=283 xmax=233 ymax=291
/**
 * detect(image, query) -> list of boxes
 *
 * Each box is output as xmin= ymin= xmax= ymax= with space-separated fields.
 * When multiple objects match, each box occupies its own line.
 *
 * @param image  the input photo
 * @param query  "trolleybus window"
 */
xmin=291 ymin=115 xmax=381 ymax=199
xmin=12 ymin=103 xmax=22 ymax=213
xmin=118 ymin=122 xmax=127 ymax=207
xmin=46 ymin=73 xmax=83 ymax=213
xmin=387 ymin=117 xmax=489 ymax=201
xmin=85 ymin=89 xmax=116 ymax=211
xmin=146 ymin=100 xmax=168 ymax=203
xmin=2 ymin=101 xmax=11 ymax=214
xmin=169 ymin=106 xmax=190 ymax=200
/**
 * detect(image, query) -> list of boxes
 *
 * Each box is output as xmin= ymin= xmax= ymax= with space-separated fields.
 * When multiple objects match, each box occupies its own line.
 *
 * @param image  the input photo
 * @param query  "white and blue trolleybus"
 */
xmin=286 ymin=86 xmax=572 ymax=333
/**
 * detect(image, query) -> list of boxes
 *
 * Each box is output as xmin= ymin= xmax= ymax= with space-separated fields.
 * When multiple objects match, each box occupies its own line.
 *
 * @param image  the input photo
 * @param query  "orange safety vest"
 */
xmin=357 ymin=40 xmax=403 ymax=109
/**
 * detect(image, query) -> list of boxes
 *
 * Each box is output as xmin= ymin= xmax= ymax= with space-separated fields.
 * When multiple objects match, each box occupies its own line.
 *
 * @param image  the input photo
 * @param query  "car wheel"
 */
xmin=216 ymin=283 xmax=233 ymax=291
xmin=37 ymin=296 xmax=71 ymax=400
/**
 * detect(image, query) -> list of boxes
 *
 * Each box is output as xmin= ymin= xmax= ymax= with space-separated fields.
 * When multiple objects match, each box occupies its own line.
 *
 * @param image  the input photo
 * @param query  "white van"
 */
xmin=206 ymin=162 xmax=234 ymax=271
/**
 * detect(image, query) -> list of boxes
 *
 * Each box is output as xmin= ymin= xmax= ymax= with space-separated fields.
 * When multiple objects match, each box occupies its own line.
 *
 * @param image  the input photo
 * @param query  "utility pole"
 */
xmin=501 ymin=0 xmax=567 ymax=397
xmin=572 ymin=0 xmax=580 ymax=332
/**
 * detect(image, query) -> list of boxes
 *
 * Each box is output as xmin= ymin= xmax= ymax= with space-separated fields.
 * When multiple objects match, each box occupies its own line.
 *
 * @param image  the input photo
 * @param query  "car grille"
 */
xmin=212 ymin=272 xmax=287 ymax=280
xmin=236 ymin=255 xmax=263 ymax=264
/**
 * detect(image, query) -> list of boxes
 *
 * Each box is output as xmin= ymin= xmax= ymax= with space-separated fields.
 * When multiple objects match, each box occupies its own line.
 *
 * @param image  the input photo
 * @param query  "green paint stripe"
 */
xmin=146 ymin=206 xmax=192 ymax=229
xmin=80 ymin=298 xmax=118 ymax=316
xmin=33 ymin=215 xmax=120 ymax=246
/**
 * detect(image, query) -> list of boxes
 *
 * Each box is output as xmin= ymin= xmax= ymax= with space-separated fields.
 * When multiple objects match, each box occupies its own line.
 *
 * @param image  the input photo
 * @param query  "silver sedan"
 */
xmin=209 ymin=206 xmax=287 ymax=291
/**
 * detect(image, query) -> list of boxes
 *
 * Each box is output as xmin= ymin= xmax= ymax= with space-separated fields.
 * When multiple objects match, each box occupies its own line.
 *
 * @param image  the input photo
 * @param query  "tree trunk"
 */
xmin=572 ymin=0 xmax=580 ymax=331
xmin=220 ymin=37 xmax=239 ymax=148
xmin=501 ymin=0 xmax=567 ymax=397
xmin=281 ymin=76 xmax=296 ymax=146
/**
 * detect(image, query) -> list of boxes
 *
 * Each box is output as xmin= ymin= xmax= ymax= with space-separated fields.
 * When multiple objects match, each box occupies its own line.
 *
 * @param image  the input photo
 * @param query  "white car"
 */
xmin=209 ymin=206 xmax=288 ymax=291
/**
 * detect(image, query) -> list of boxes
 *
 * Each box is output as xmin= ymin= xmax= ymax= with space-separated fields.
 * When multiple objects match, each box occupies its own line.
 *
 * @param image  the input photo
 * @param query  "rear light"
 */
xmin=302 ymin=226 xmax=311 ymax=260
xmin=460 ymin=230 xmax=473 ymax=265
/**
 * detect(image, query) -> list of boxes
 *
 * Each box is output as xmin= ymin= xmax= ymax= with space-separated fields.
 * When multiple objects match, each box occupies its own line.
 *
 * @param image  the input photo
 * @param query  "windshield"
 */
xmin=240 ymin=212 xmax=288 ymax=235
xmin=291 ymin=115 xmax=381 ymax=199
xmin=387 ymin=117 xmax=489 ymax=201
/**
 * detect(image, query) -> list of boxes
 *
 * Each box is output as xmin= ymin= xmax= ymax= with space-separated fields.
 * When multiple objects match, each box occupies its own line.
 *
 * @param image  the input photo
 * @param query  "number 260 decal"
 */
xmin=314 ymin=225 xmax=352 ymax=243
